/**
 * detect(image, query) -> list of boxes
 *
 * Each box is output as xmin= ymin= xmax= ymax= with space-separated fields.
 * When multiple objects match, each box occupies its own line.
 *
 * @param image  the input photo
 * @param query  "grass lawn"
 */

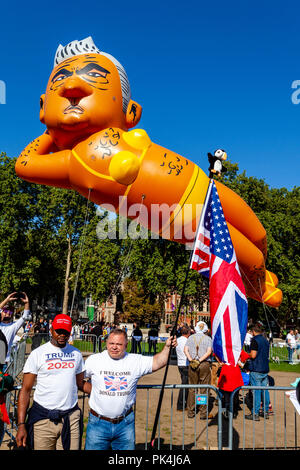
xmin=269 ymin=362 xmax=300 ymax=373
xmin=26 ymin=338 xmax=300 ymax=374
xmin=72 ymin=339 xmax=166 ymax=355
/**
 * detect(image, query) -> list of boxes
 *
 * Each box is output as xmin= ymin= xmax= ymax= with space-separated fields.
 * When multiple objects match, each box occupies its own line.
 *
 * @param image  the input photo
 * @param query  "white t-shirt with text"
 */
xmin=23 ymin=341 xmax=84 ymax=410
xmin=286 ymin=333 xmax=296 ymax=348
xmin=0 ymin=310 xmax=31 ymax=361
xmin=84 ymin=350 xmax=153 ymax=419
xmin=176 ymin=336 xmax=189 ymax=366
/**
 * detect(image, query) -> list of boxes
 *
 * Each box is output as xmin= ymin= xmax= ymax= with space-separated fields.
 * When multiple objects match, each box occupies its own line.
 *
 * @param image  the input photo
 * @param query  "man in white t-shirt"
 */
xmin=176 ymin=325 xmax=190 ymax=411
xmin=83 ymin=328 xmax=176 ymax=450
xmin=286 ymin=329 xmax=297 ymax=364
xmin=16 ymin=314 xmax=85 ymax=450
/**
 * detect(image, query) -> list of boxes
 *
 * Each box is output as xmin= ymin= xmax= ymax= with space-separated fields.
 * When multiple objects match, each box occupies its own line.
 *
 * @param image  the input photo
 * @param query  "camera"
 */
xmin=15 ymin=292 xmax=24 ymax=302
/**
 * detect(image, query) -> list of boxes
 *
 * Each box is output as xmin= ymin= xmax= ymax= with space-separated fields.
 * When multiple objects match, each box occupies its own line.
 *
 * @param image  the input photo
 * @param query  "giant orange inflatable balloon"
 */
xmin=15 ymin=37 xmax=282 ymax=308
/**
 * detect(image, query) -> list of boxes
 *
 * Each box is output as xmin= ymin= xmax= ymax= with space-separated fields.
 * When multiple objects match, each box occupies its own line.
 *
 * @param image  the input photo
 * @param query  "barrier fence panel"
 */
xmin=1 ymin=382 xmax=299 ymax=450
xmin=5 ymin=340 xmax=26 ymax=380
xmin=2 ymin=339 xmax=299 ymax=451
xmin=269 ymin=343 xmax=300 ymax=364
xmin=71 ymin=336 xmax=173 ymax=355
xmin=228 ymin=386 xmax=300 ymax=450
xmin=1 ymin=339 xmax=27 ymax=447
xmin=72 ymin=334 xmax=99 ymax=354
xmin=135 ymin=384 xmax=223 ymax=450
xmin=270 ymin=344 xmax=289 ymax=363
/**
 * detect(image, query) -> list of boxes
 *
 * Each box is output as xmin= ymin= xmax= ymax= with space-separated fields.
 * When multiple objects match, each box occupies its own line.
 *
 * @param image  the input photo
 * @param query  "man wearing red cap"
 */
xmin=16 ymin=314 xmax=85 ymax=450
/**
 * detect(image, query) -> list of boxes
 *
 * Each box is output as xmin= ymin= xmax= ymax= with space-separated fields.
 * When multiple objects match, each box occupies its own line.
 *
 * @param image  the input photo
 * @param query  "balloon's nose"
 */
xmin=58 ymin=76 xmax=93 ymax=99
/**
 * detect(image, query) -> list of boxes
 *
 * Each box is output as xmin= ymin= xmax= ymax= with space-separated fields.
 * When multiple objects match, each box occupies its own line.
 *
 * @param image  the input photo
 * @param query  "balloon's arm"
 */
xmin=15 ymin=133 xmax=71 ymax=189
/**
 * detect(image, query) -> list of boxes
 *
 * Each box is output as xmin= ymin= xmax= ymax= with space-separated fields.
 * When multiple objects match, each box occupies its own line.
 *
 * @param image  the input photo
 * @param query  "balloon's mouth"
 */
xmin=64 ymin=104 xmax=84 ymax=114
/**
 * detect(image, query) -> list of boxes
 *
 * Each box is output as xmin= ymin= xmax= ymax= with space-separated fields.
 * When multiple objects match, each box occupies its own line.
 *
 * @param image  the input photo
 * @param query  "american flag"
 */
xmin=104 ymin=375 xmax=128 ymax=392
xmin=190 ymin=180 xmax=248 ymax=366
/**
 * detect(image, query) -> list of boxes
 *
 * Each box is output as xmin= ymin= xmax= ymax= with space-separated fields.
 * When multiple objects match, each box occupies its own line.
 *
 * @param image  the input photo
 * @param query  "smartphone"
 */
xmin=15 ymin=292 xmax=24 ymax=301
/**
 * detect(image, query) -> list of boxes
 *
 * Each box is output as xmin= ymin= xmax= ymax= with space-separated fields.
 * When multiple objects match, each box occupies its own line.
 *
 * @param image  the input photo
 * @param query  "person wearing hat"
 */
xmin=184 ymin=321 xmax=213 ymax=419
xmin=16 ymin=314 xmax=85 ymax=450
xmin=194 ymin=321 xmax=209 ymax=335
xmin=0 ymin=292 xmax=31 ymax=367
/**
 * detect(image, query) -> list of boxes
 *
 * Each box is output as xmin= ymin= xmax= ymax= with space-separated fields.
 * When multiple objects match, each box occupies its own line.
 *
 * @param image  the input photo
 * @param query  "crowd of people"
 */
xmin=175 ymin=320 xmax=278 ymax=422
xmin=0 ymin=291 xmax=299 ymax=451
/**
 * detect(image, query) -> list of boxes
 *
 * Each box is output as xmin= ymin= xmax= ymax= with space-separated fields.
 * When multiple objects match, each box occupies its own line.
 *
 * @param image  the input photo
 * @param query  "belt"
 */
xmin=90 ymin=407 xmax=133 ymax=424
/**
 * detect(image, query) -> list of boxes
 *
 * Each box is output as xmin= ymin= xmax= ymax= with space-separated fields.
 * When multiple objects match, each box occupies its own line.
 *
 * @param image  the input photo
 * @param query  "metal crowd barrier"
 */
xmin=228 ymin=385 xmax=300 ymax=450
xmin=1 ymin=381 xmax=299 ymax=451
xmin=5 ymin=340 xmax=27 ymax=381
xmin=135 ymin=384 xmax=223 ymax=450
xmin=269 ymin=343 xmax=289 ymax=363
xmin=2 ymin=338 xmax=299 ymax=450
xmin=3 ymin=383 xmax=299 ymax=450
xmin=1 ymin=339 xmax=27 ymax=447
xmin=72 ymin=335 xmax=170 ymax=355
xmin=269 ymin=343 xmax=300 ymax=364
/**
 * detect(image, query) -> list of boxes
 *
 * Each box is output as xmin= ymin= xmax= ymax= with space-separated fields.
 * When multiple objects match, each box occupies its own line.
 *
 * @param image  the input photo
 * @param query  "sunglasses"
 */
xmin=1 ymin=309 xmax=13 ymax=315
xmin=53 ymin=329 xmax=71 ymax=336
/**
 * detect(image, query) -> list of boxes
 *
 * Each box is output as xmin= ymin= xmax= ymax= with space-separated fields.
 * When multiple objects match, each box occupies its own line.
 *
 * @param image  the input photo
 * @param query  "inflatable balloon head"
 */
xmin=39 ymin=37 xmax=142 ymax=149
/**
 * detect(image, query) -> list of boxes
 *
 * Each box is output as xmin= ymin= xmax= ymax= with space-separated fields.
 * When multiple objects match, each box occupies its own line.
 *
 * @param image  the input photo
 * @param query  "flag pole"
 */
xmin=150 ymin=250 xmax=193 ymax=449
xmin=150 ymin=179 xmax=213 ymax=449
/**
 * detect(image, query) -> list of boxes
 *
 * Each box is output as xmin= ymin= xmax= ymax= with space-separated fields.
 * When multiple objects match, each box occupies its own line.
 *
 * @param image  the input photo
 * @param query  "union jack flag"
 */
xmin=104 ymin=375 xmax=128 ymax=392
xmin=190 ymin=180 xmax=248 ymax=366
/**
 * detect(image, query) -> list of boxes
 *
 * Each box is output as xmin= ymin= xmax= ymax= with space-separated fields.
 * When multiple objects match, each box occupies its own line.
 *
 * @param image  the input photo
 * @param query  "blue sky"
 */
xmin=0 ymin=0 xmax=299 ymax=190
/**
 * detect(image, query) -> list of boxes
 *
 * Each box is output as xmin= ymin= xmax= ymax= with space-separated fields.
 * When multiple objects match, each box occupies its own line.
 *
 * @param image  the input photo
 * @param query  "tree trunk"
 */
xmin=62 ymin=236 xmax=72 ymax=315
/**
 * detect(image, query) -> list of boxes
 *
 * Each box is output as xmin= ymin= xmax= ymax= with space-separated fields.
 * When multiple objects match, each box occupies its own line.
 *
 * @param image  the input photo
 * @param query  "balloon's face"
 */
xmin=41 ymin=53 xmax=127 ymax=149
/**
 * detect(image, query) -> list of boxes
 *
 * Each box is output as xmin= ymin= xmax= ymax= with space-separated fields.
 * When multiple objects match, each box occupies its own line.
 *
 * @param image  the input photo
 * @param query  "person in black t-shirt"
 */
xmin=148 ymin=326 xmax=159 ymax=355
xmin=131 ymin=322 xmax=143 ymax=354
xmin=245 ymin=324 xmax=270 ymax=421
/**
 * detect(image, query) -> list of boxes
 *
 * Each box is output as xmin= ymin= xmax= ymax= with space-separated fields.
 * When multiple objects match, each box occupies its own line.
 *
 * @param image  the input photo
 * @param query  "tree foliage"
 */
xmin=222 ymin=161 xmax=300 ymax=325
xmin=0 ymin=152 xmax=298 ymax=328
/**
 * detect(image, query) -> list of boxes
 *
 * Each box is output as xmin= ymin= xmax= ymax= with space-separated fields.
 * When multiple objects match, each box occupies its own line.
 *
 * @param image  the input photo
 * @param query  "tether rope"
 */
xmin=104 ymin=195 xmax=146 ymax=304
xmin=70 ymin=188 xmax=92 ymax=316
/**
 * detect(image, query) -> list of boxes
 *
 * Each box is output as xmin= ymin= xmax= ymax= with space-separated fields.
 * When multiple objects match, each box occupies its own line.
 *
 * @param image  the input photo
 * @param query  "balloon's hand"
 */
xmin=15 ymin=134 xmax=71 ymax=189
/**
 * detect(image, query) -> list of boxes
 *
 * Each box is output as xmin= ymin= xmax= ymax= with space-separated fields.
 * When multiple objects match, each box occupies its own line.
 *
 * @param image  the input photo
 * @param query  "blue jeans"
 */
xmin=250 ymin=372 xmax=270 ymax=415
xmin=85 ymin=411 xmax=135 ymax=450
xmin=288 ymin=347 xmax=295 ymax=363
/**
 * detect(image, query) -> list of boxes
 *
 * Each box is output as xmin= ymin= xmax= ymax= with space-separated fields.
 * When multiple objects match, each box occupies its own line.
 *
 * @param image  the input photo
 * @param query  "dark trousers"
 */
xmin=187 ymin=361 xmax=211 ymax=417
xmin=131 ymin=339 xmax=142 ymax=354
xmin=177 ymin=366 xmax=189 ymax=410
xmin=148 ymin=340 xmax=157 ymax=354
xmin=221 ymin=390 xmax=240 ymax=416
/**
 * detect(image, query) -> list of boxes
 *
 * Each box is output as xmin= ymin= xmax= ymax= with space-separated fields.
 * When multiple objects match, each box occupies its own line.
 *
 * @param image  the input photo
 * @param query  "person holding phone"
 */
xmin=0 ymin=292 xmax=31 ymax=367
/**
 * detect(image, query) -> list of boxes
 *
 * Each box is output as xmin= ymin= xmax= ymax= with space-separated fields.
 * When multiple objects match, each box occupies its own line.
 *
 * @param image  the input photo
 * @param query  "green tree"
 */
xmin=122 ymin=277 xmax=161 ymax=325
xmin=0 ymin=153 xmax=41 ymax=298
xmin=222 ymin=161 xmax=300 ymax=326
xmin=75 ymin=213 xmax=123 ymax=306
xmin=30 ymin=185 xmax=97 ymax=314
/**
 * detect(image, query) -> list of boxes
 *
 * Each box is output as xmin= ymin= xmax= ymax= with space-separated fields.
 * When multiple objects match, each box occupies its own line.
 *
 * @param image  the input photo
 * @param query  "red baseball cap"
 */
xmin=52 ymin=314 xmax=72 ymax=333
